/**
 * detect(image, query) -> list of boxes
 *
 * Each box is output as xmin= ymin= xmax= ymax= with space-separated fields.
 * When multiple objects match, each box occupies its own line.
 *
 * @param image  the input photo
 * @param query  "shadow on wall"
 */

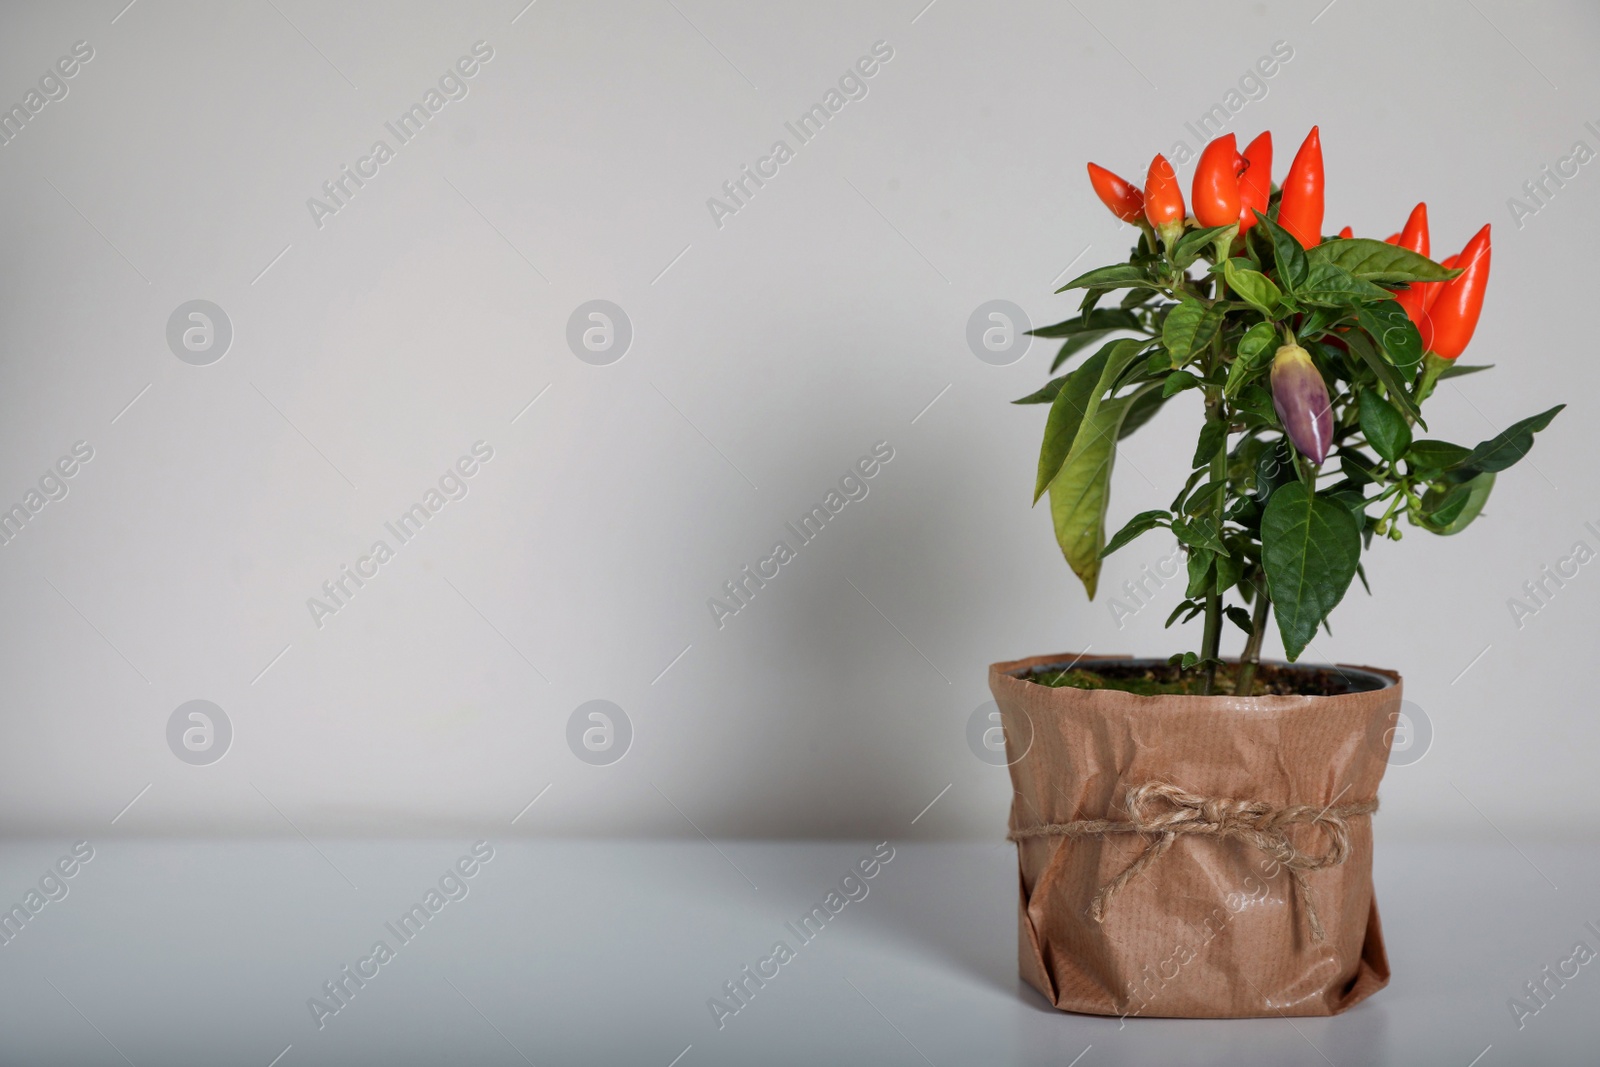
xmin=678 ymin=419 xmax=1054 ymax=840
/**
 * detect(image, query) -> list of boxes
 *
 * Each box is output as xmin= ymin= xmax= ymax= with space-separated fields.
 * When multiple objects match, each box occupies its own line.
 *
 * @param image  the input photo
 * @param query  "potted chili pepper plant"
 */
xmin=994 ymin=127 xmax=1562 ymax=1019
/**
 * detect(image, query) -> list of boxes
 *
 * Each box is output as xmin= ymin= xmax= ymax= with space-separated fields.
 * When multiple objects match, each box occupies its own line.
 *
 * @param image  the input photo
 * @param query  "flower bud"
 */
xmin=1270 ymin=342 xmax=1333 ymax=465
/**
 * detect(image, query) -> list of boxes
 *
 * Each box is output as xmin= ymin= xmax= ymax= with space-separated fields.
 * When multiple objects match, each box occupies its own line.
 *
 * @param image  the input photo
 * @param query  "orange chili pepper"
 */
xmin=1192 ymin=135 xmax=1242 ymax=228
xmin=1087 ymin=162 xmax=1144 ymax=223
xmin=1143 ymin=153 xmax=1185 ymax=248
xmin=1237 ymin=132 xmax=1272 ymax=233
xmin=1277 ymin=126 xmax=1324 ymax=248
xmin=1392 ymin=203 xmax=1431 ymax=328
xmin=1421 ymin=225 xmax=1490 ymax=359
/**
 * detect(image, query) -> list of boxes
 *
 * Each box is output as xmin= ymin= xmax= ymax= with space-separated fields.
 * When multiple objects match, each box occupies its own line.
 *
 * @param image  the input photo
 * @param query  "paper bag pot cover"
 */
xmin=989 ymin=652 xmax=1399 ymax=1019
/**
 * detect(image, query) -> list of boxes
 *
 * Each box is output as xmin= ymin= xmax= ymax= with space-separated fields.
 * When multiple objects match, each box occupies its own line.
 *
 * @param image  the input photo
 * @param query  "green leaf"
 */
xmin=1186 ymin=549 xmax=1214 ymax=598
xmin=1162 ymin=371 xmax=1204 ymax=398
xmin=1419 ymin=471 xmax=1496 ymax=535
xmin=1171 ymin=225 xmax=1234 ymax=266
xmin=1165 ymin=599 xmax=1204 ymax=628
xmin=1460 ymin=404 xmax=1565 ymax=473
xmin=1169 ymin=466 xmax=1209 ymax=513
xmin=1296 ymin=304 xmax=1350 ymax=340
xmin=1233 ymin=384 xmax=1278 ymax=427
xmin=1050 ymin=332 xmax=1111 ymax=372
xmin=1297 ymin=261 xmax=1392 ymax=307
xmin=1223 ymin=259 xmax=1281 ymax=315
xmin=1109 ymin=349 xmax=1155 ymax=392
xmin=1344 ymin=332 xmax=1422 ymax=421
xmin=1162 ymin=299 xmax=1223 ymax=361
xmin=1101 ymin=509 xmax=1171 ymax=558
xmin=1356 ymin=301 xmax=1424 ymax=377
xmin=1325 ymin=485 xmax=1370 ymax=522
xmin=1084 ymin=338 xmax=1150 ymax=401
xmin=1339 ymin=448 xmax=1379 ymax=485
xmin=1406 ymin=439 xmax=1472 ymax=471
xmin=1439 ymin=362 xmax=1493 ymax=380
xmin=1033 ymin=347 xmax=1109 ymax=503
xmin=1180 ymin=483 xmax=1219 ymax=518
xmin=1029 ymin=309 xmax=1141 ymax=337
xmin=1308 ymin=238 xmax=1460 ymax=282
xmin=1118 ymin=383 xmax=1169 ymax=440
xmin=1121 ymin=287 xmax=1159 ymax=309
xmin=1261 ymin=483 xmax=1362 ymax=661
xmin=1359 ymin=390 xmax=1412 ymax=463
xmin=1237 ymin=321 xmax=1277 ymax=361
xmin=1228 ymin=498 xmax=1261 ymax=529
xmin=1171 ymin=515 xmax=1226 ymax=555
xmin=1253 ymin=437 xmax=1295 ymax=505
xmin=1048 ymin=384 xmax=1159 ymax=597
xmin=1226 ymin=605 xmax=1255 ymax=635
xmin=1191 ymin=419 xmax=1227 ymax=470
xmin=1144 ymin=348 xmax=1176 ymax=374
xmin=1214 ymin=550 xmax=1243 ymax=594
xmin=1056 ymin=263 xmax=1149 ymax=293
xmin=1428 ymin=485 xmax=1471 ymax=525
xmin=1253 ymin=211 xmax=1309 ymax=290
xmin=1012 ymin=375 xmax=1068 ymax=405
xmin=1225 ymin=322 xmax=1278 ymax=398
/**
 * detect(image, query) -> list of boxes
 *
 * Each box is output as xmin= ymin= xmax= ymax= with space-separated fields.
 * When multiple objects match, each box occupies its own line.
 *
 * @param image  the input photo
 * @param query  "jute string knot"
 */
xmin=1007 ymin=782 xmax=1377 ymax=942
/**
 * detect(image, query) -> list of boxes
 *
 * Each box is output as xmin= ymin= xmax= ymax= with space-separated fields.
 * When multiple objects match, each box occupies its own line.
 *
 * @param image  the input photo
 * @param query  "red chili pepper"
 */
xmin=1277 ymin=126 xmax=1324 ymax=248
xmin=1336 ymin=226 xmax=1353 ymax=239
xmin=1383 ymin=233 xmax=1400 ymax=244
xmin=1144 ymin=153 xmax=1183 ymax=225
xmin=1143 ymin=153 xmax=1185 ymax=248
xmin=1192 ymin=135 xmax=1242 ymax=228
xmin=1396 ymin=202 xmax=1429 ymax=257
xmin=1236 ymin=132 xmax=1272 ymax=233
xmin=1420 ymin=225 xmax=1490 ymax=359
xmin=1392 ymin=202 xmax=1431 ymax=327
xmin=1420 ymin=254 xmax=1458 ymax=317
xmin=1086 ymin=162 xmax=1144 ymax=223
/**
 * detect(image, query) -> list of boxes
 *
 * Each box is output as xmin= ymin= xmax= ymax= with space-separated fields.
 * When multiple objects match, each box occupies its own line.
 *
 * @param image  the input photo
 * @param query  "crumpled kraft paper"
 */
xmin=989 ymin=652 xmax=1398 ymax=1019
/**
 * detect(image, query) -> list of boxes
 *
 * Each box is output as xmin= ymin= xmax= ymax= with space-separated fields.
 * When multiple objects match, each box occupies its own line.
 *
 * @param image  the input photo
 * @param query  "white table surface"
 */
xmin=0 ymin=837 xmax=1592 ymax=1066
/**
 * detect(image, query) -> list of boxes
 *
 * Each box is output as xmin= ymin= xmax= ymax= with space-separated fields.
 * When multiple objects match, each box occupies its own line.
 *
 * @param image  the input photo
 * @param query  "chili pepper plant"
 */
xmin=1025 ymin=127 xmax=1562 ymax=694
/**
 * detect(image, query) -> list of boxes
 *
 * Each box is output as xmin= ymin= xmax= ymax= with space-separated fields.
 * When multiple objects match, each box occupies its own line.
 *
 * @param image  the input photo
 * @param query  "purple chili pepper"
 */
xmin=1270 ymin=342 xmax=1333 ymax=465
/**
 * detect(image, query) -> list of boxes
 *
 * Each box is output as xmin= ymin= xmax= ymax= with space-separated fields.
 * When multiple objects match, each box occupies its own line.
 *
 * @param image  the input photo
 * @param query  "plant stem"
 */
xmin=1199 ymin=595 xmax=1223 ymax=694
xmin=1199 ymin=387 xmax=1229 ymax=695
xmin=1234 ymin=578 xmax=1273 ymax=695
xmin=1415 ymin=351 xmax=1450 ymax=406
xmin=1374 ymin=485 xmax=1407 ymax=535
xmin=1196 ymin=244 xmax=1237 ymax=696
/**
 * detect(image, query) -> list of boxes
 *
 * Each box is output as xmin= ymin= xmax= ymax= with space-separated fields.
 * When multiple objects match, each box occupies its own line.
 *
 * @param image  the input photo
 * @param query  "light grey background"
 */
xmin=0 ymin=0 xmax=1594 ymax=840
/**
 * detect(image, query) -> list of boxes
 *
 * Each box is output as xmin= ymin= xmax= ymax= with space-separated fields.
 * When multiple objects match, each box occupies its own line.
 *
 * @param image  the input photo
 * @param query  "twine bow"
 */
xmin=1008 ymin=782 xmax=1377 ymax=942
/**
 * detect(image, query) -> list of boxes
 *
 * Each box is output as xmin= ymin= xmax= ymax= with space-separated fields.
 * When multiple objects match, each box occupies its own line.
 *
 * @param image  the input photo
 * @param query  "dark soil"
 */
xmin=1026 ymin=660 xmax=1383 ymax=697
